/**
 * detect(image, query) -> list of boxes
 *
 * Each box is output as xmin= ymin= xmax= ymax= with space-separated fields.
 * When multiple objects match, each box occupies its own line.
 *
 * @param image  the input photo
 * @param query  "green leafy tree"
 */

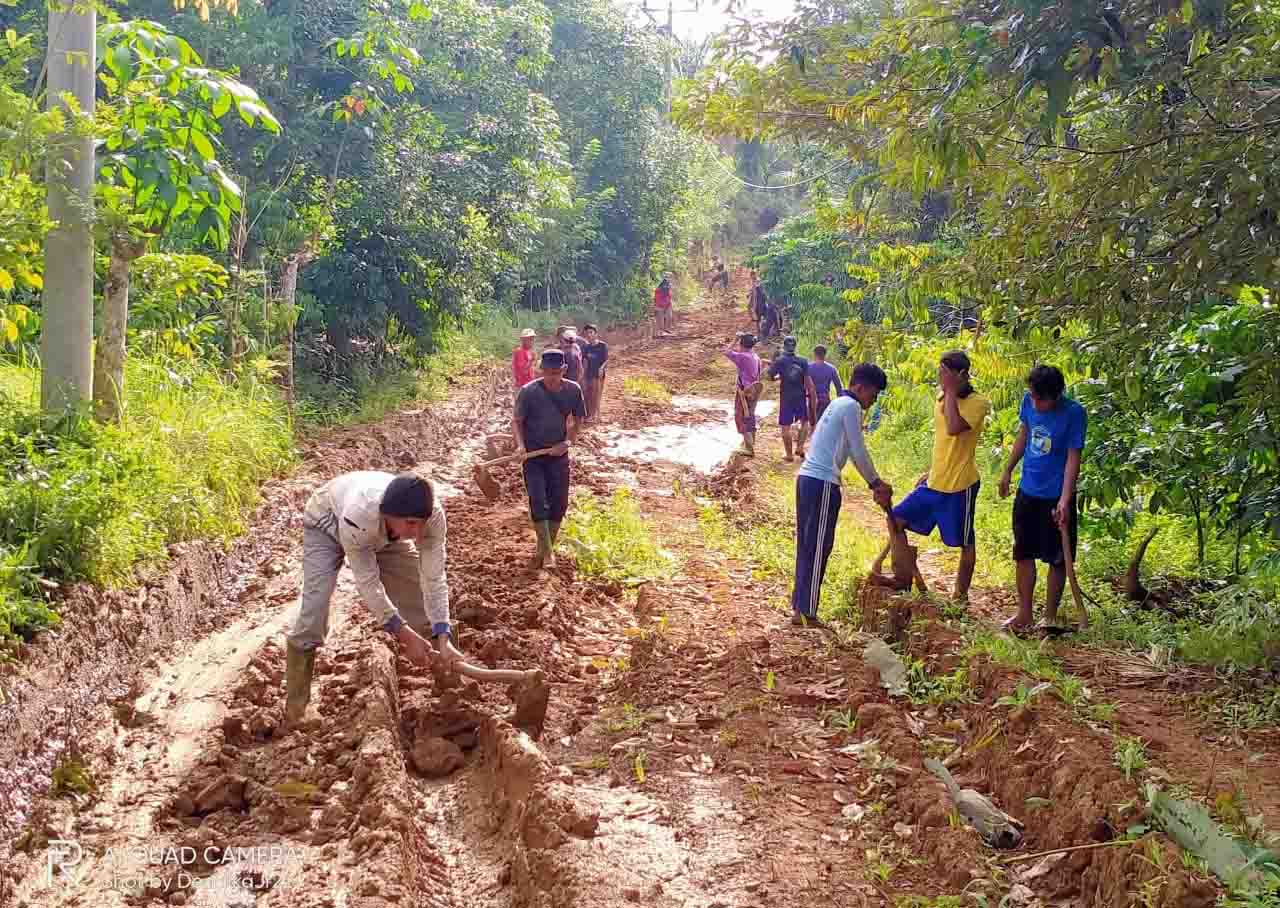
xmin=92 ymin=20 xmax=279 ymax=421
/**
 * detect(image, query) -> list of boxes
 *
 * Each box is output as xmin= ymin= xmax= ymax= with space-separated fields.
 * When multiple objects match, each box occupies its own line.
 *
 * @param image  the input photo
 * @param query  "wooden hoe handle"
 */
xmin=454 ymin=660 xmax=539 ymax=684
xmin=477 ymin=446 xmax=557 ymax=469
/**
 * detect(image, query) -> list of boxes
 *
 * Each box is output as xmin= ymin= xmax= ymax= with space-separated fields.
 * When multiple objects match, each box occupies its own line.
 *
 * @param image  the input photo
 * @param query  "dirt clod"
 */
xmin=411 ymin=735 xmax=465 ymax=777
xmin=191 ymin=776 xmax=248 ymax=814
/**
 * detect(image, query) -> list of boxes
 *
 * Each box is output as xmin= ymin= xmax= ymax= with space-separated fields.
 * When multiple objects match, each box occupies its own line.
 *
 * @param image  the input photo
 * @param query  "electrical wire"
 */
xmin=708 ymin=151 xmax=854 ymax=190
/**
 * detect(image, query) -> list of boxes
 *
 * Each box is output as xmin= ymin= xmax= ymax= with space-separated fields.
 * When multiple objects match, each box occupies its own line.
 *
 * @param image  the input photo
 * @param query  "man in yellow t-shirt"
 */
xmin=888 ymin=350 xmax=991 ymax=603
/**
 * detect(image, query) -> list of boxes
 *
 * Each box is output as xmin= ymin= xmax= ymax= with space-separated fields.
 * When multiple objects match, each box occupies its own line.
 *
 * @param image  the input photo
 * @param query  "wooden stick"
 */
xmin=1000 ymin=839 xmax=1134 ymax=864
xmin=476 ymin=445 xmax=557 ymax=469
xmin=454 ymin=661 xmax=538 ymax=685
xmin=1059 ymin=521 xmax=1090 ymax=628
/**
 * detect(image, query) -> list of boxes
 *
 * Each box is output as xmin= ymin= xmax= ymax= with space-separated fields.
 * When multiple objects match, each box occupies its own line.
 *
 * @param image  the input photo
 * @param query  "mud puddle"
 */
xmin=602 ymin=397 xmax=776 ymax=473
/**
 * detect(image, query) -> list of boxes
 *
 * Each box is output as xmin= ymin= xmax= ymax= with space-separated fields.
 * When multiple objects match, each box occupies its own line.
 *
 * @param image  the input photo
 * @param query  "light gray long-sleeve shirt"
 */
xmin=304 ymin=471 xmax=451 ymax=636
xmin=798 ymin=395 xmax=881 ymax=488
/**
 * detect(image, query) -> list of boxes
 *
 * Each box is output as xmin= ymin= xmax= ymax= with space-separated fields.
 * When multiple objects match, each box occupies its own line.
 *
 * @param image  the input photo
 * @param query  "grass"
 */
xmin=295 ymin=329 xmax=494 ymax=428
xmin=695 ymin=470 xmax=882 ymax=624
xmin=622 ymin=376 xmax=672 ymax=404
xmin=562 ymin=488 xmax=678 ymax=583
xmin=0 ymin=357 xmax=293 ymax=644
xmin=964 ymin=629 xmax=1066 ymax=682
xmin=906 ymin=657 xmax=973 ymax=706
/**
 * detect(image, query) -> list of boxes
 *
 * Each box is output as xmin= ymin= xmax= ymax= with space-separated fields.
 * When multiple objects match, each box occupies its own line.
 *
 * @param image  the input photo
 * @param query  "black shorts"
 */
xmin=1012 ymin=490 xmax=1077 ymax=565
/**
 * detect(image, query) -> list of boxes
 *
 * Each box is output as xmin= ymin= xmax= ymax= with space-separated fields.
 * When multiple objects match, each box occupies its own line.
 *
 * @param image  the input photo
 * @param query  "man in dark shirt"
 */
xmin=808 ymin=345 xmax=844 ymax=422
xmin=513 ymin=349 xmax=587 ymax=570
xmin=580 ymin=324 xmax=609 ymax=422
xmin=768 ymin=335 xmax=817 ymax=462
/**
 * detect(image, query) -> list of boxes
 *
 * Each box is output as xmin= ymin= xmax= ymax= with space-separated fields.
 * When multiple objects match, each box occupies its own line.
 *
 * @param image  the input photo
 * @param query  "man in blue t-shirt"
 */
xmin=998 ymin=364 xmax=1087 ymax=632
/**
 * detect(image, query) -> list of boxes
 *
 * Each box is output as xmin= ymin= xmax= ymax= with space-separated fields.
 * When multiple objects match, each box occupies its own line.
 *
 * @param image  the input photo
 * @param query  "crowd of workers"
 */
xmin=277 ymin=262 xmax=1085 ymax=725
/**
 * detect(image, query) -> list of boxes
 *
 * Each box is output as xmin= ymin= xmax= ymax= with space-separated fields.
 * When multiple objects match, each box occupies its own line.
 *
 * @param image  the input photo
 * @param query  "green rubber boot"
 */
xmin=284 ymin=643 xmax=316 ymax=724
xmin=540 ymin=520 xmax=558 ymax=568
xmin=531 ymin=521 xmax=554 ymax=570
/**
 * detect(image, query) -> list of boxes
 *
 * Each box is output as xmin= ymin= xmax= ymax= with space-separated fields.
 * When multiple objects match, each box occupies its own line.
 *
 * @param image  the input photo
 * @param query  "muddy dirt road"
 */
xmin=5 ymin=274 xmax=1277 ymax=908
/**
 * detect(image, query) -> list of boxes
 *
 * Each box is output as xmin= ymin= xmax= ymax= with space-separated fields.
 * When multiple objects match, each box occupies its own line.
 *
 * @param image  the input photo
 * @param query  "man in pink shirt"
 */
xmin=725 ymin=332 xmax=763 ymax=455
xmin=512 ymin=328 xmax=536 ymax=390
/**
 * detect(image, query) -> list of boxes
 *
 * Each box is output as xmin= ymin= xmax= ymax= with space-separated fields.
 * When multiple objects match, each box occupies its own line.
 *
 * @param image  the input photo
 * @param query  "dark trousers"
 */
xmin=523 ymin=453 xmax=571 ymax=523
xmin=791 ymin=475 xmax=842 ymax=618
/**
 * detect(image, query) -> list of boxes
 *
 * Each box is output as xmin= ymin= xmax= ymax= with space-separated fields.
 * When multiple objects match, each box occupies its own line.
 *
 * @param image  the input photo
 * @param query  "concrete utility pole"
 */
xmin=41 ymin=0 xmax=96 ymax=413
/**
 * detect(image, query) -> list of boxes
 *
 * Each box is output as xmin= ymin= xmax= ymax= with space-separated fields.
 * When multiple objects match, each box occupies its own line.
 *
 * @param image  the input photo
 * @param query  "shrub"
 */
xmin=0 ymin=357 xmax=293 ymax=643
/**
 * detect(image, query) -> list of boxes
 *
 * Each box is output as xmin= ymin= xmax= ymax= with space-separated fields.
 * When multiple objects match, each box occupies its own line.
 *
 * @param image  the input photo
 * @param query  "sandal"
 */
xmin=1001 ymin=616 xmax=1034 ymax=638
xmin=1036 ymin=623 xmax=1076 ymax=638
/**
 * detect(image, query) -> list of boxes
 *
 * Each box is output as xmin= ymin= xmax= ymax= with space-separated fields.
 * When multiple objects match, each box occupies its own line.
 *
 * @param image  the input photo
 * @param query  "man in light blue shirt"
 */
xmin=791 ymin=363 xmax=894 ymax=627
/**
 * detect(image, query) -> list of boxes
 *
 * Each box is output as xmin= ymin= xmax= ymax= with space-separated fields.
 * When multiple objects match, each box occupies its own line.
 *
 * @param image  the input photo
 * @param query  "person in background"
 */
xmin=513 ymin=349 xmax=587 ymax=571
xmin=791 ymin=365 xmax=893 ymax=627
xmin=807 ymin=345 xmax=843 ymax=422
xmin=284 ymin=471 xmax=461 ymax=725
xmin=654 ymin=277 xmax=674 ymax=336
xmin=708 ymin=259 xmax=729 ymax=293
xmin=768 ymin=335 xmax=817 ymax=462
xmin=761 ymin=297 xmax=782 ymax=340
xmin=749 ymin=273 xmax=768 ymax=338
xmin=556 ymin=326 xmax=584 ymax=383
xmin=725 ymin=332 xmax=763 ymax=456
xmin=581 ymin=324 xmax=609 ymax=422
xmin=999 ymin=364 xmax=1087 ymax=633
xmin=512 ymin=328 xmax=537 ymax=391
xmin=884 ymin=351 xmax=991 ymax=604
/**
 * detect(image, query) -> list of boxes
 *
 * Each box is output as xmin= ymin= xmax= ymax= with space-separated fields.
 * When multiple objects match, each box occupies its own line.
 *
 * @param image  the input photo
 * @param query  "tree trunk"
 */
xmin=40 ymin=3 xmax=96 ymax=414
xmin=281 ymin=252 xmax=313 ymax=410
xmin=93 ymin=235 xmax=146 ymax=422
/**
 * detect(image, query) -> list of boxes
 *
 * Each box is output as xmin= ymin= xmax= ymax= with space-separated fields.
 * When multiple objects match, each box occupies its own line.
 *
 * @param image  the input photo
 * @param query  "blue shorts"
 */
xmin=892 ymin=481 xmax=979 ymax=548
xmin=779 ymin=399 xmax=809 ymax=426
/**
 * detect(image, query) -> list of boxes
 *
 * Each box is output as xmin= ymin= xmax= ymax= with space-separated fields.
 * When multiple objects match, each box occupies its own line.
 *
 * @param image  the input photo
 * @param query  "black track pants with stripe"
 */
xmin=791 ymin=475 xmax=843 ymax=619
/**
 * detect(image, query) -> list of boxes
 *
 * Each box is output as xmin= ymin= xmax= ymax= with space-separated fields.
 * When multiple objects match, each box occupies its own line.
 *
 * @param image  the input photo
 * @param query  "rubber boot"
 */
xmin=742 ymin=432 xmax=755 ymax=457
xmin=284 ymin=643 xmax=316 ymax=724
xmin=546 ymin=520 xmax=560 ymax=568
xmin=532 ymin=520 xmax=555 ymax=570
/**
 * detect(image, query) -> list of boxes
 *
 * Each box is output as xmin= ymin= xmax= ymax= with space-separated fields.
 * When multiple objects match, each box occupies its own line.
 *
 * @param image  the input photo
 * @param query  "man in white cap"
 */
xmin=284 ymin=471 xmax=463 ymax=724
xmin=512 ymin=328 xmax=537 ymax=390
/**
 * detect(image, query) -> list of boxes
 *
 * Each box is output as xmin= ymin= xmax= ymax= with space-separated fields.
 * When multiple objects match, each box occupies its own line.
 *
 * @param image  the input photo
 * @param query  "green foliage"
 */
xmin=96 ymin=20 xmax=279 ymax=250
xmin=906 ymin=658 xmax=973 ymax=706
xmin=1113 ymin=736 xmax=1149 ymax=781
xmin=996 ymin=680 xmax=1050 ymax=709
xmin=0 ymin=356 xmax=293 ymax=643
xmin=622 ymin=377 xmax=671 ymax=404
xmin=49 ymin=755 xmax=96 ymax=798
xmin=563 ymin=488 xmax=677 ymax=583
xmin=965 ymin=631 xmax=1065 ymax=682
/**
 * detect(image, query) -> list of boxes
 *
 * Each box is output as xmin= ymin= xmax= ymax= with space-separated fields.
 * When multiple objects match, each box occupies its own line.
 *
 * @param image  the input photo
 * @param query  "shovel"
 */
xmin=451 ymin=659 xmax=551 ymax=739
xmin=471 ymin=446 xmax=556 ymax=501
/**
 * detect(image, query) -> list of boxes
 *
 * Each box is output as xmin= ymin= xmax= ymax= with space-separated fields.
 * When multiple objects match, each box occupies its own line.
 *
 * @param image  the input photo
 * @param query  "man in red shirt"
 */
xmin=512 ymin=328 xmax=537 ymax=390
